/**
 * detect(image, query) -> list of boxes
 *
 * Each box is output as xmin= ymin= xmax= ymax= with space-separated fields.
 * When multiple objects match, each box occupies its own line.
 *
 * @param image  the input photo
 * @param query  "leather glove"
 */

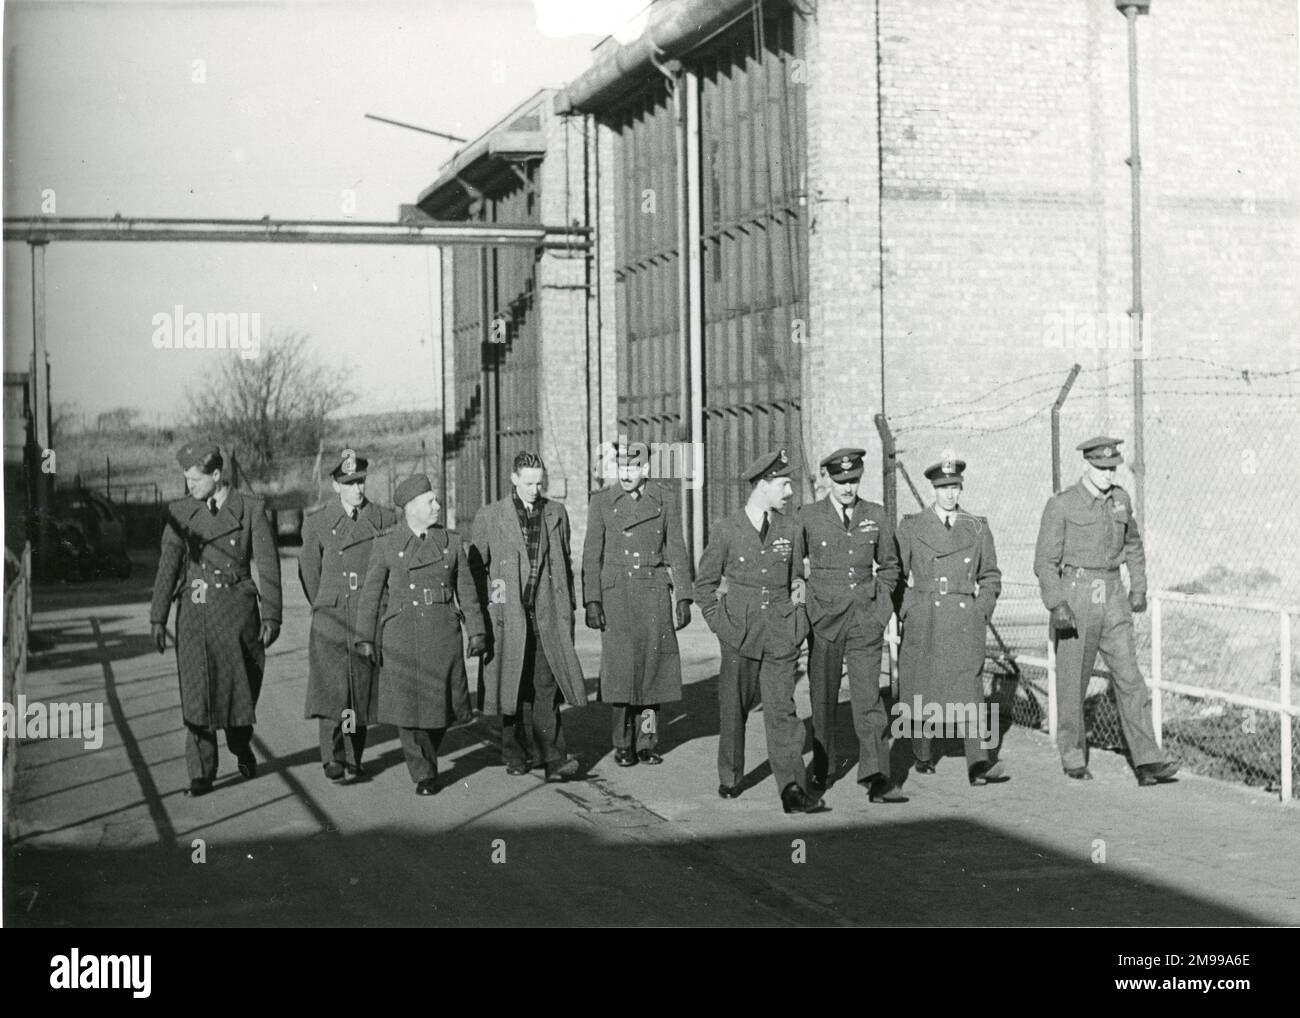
xmin=259 ymin=620 xmax=280 ymax=649
xmin=674 ymin=599 xmax=691 ymax=631
xmin=1050 ymin=603 xmax=1077 ymax=634
xmin=354 ymin=640 xmax=377 ymax=665
xmin=585 ymin=601 xmax=605 ymax=631
xmin=1128 ymin=591 xmax=1147 ymax=614
xmin=151 ymin=623 xmax=167 ymax=654
xmin=467 ymin=634 xmax=487 ymax=657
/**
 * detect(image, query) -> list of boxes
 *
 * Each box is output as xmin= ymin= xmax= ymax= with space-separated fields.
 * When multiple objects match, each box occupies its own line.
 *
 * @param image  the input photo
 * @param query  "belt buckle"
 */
xmin=423 ymin=589 xmax=434 ymax=605
xmin=939 ymin=576 xmax=948 ymax=595
xmin=347 ymin=571 xmax=359 ymax=591
xmin=760 ymin=587 xmax=770 ymax=608
xmin=632 ymin=552 xmax=641 ymax=571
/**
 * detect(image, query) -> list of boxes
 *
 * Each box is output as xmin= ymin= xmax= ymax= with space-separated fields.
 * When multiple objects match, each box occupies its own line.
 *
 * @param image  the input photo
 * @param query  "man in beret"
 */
xmin=695 ymin=449 xmax=825 ymax=814
xmin=1034 ymin=436 xmax=1179 ymax=785
xmin=582 ymin=441 xmax=693 ymax=767
xmin=469 ymin=451 xmax=587 ymax=782
xmin=149 ymin=441 xmax=282 ymax=797
xmin=298 ymin=449 xmax=398 ymax=784
xmin=795 ymin=447 xmax=905 ymax=802
xmin=895 ymin=453 xmax=1007 ymax=786
xmin=354 ymin=475 xmax=486 ymax=796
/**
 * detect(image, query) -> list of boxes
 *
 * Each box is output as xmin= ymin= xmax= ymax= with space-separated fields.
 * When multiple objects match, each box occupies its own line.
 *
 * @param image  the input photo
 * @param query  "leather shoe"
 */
xmin=187 ymin=778 xmax=213 ymax=797
xmin=236 ymin=753 xmax=257 ymax=780
xmin=717 ymin=783 xmax=741 ymax=799
xmin=914 ymin=760 xmax=936 ymax=775
xmin=808 ymin=775 xmax=828 ymax=794
xmin=345 ymin=763 xmax=367 ymax=783
xmin=969 ymin=760 xmax=1011 ymax=786
xmin=323 ymin=761 xmax=346 ymax=782
xmin=415 ymin=778 xmax=439 ymax=796
xmin=614 ymin=748 xmax=637 ymax=767
xmin=1065 ymin=765 xmax=1094 ymax=780
xmin=545 ymin=756 xmax=581 ymax=783
xmin=1136 ymin=760 xmax=1180 ymax=786
xmin=505 ymin=759 xmax=533 ymax=776
xmin=637 ymin=749 xmax=663 ymax=765
xmin=867 ymin=776 xmax=908 ymax=803
xmin=781 ymin=783 xmax=829 ymax=814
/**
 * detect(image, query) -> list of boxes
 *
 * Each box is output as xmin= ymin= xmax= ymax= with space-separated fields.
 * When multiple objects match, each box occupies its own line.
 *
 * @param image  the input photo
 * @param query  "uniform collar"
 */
xmin=1079 ymin=476 xmax=1111 ymax=502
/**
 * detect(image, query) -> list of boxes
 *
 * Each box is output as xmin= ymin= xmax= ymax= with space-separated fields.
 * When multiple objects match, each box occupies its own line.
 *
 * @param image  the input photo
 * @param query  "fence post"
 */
xmin=1151 ymin=595 xmax=1163 ymax=747
xmin=1281 ymin=610 xmax=1292 ymax=804
xmin=1051 ymin=364 xmax=1082 ymax=494
xmin=874 ymin=413 xmax=896 ymax=521
xmin=1047 ymin=634 xmax=1058 ymax=740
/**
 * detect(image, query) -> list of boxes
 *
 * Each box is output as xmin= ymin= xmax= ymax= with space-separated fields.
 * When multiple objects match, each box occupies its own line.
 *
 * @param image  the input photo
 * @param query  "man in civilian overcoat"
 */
xmin=298 ymin=448 xmax=397 ymax=783
xmin=582 ymin=442 xmax=693 ymax=766
xmin=354 ymin=474 xmax=485 ymax=796
xmin=150 ymin=441 xmax=282 ymax=797
xmin=470 ymin=451 xmax=587 ymax=782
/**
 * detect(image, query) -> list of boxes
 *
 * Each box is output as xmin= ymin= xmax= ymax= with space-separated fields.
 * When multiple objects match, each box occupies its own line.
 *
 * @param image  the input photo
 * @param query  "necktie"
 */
xmin=944 ymin=514 xmax=952 ymax=530
xmin=759 ymin=511 xmax=769 ymax=543
xmin=843 ymin=504 xmax=853 ymax=532
xmin=207 ymin=498 xmax=218 ymax=516
xmin=350 ymin=508 xmax=358 ymax=522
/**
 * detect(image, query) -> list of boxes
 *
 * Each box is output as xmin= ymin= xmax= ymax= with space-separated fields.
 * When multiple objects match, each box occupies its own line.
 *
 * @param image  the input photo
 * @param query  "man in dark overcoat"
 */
xmin=354 ymin=475 xmax=485 ymax=796
xmin=149 ymin=441 xmax=282 ymax=797
xmin=795 ymin=447 xmax=904 ymax=802
xmin=895 ymin=454 xmax=1006 ymax=786
xmin=582 ymin=442 xmax=693 ymax=766
xmin=469 ymin=451 xmax=587 ymax=782
xmin=298 ymin=448 xmax=397 ymax=783
xmin=695 ymin=449 xmax=825 ymax=815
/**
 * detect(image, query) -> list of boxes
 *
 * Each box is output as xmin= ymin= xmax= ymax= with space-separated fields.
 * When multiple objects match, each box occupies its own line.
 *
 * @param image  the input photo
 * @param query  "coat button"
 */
xmin=410 ymin=584 xmax=415 ymax=589
xmin=934 ymin=601 xmax=940 ymax=606
xmin=398 ymin=552 xmax=404 ymax=558
xmin=739 ymin=556 xmax=745 ymax=562
xmin=960 ymin=601 xmax=967 ymax=608
xmin=231 ymin=539 xmax=236 ymax=545
xmin=821 ymin=540 xmax=827 ymax=546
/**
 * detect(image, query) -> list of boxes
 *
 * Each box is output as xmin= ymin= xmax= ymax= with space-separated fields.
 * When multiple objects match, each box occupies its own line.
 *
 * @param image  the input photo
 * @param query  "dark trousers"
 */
xmin=611 ymin=704 xmax=660 ymax=752
xmin=1055 ymin=572 xmax=1164 ymax=770
xmin=319 ymin=718 xmax=367 ymax=770
xmin=398 ymin=727 xmax=445 ymax=783
xmin=717 ymin=644 xmax=806 ymax=795
xmin=912 ymin=735 xmax=989 ymax=768
xmin=185 ymin=722 xmax=252 ymax=782
xmin=808 ymin=616 xmax=890 ymax=784
xmin=502 ymin=623 xmax=565 ymax=766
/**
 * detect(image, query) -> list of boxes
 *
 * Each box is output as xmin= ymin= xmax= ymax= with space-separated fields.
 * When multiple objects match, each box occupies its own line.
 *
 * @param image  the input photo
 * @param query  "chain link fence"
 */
xmin=882 ymin=356 xmax=1300 ymax=798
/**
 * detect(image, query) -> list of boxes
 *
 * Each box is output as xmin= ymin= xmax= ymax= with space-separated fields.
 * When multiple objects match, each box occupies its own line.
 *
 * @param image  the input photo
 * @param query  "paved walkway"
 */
xmin=5 ymin=550 xmax=1298 ymax=927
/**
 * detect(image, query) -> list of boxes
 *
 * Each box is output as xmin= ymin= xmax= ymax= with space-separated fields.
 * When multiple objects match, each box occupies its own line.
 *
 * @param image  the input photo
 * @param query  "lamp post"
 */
xmin=1116 ymin=0 xmax=1150 ymax=525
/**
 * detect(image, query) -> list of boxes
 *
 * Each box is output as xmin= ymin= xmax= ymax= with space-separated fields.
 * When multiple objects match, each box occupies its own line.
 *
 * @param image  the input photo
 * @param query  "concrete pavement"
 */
xmin=5 ymin=549 xmax=1298 ymax=927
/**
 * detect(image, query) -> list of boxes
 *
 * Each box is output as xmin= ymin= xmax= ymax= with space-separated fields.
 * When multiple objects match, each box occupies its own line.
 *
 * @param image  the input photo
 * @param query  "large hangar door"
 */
xmin=699 ymin=6 xmax=808 ymax=525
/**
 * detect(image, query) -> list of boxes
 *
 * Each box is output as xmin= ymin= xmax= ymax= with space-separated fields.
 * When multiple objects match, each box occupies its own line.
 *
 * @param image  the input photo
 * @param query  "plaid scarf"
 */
xmin=512 ymin=492 xmax=543 ymax=615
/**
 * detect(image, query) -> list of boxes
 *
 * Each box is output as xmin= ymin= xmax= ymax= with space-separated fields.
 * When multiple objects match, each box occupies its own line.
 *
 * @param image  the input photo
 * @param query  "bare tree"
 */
xmin=187 ymin=331 xmax=355 ymax=481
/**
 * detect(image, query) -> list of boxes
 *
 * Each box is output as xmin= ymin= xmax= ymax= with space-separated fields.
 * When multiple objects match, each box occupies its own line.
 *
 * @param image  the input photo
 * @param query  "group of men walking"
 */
xmin=148 ymin=433 xmax=1178 ymax=810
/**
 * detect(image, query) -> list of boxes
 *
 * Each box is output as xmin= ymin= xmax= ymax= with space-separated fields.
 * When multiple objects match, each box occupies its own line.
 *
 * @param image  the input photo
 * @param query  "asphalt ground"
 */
xmin=4 ymin=547 xmax=1298 ymax=928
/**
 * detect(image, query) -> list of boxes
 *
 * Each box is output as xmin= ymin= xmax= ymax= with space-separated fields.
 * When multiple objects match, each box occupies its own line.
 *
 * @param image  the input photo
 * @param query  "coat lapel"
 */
xmin=341 ymin=500 xmax=382 ymax=548
xmin=496 ymin=498 xmax=527 ymax=556
xmin=915 ymin=507 xmax=957 ymax=555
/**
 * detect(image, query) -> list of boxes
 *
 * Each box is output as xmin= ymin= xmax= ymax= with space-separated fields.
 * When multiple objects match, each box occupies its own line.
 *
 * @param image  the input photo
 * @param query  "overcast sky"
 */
xmin=2 ymin=0 xmax=645 ymax=424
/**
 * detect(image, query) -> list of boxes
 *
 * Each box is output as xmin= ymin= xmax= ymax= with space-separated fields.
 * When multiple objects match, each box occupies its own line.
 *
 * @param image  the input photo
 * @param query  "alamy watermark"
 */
xmin=3 ymin=695 xmax=104 ymax=750
xmin=1042 ymin=308 xmax=1152 ymax=358
xmin=890 ymin=696 xmax=999 ymax=748
xmin=596 ymin=435 xmax=705 ymax=491
xmin=151 ymin=305 xmax=261 ymax=359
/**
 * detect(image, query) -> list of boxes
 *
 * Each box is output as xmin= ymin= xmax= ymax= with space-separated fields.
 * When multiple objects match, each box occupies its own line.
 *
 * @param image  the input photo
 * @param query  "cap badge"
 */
xmin=778 ymin=449 xmax=788 ymax=464
xmin=840 ymin=457 xmax=853 ymax=470
xmin=340 ymin=448 xmax=357 ymax=474
xmin=1101 ymin=446 xmax=1114 ymax=458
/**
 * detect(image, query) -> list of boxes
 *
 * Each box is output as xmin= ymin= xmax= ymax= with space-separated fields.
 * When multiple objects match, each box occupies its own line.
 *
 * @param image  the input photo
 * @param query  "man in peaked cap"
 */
xmin=583 ymin=440 xmax=693 ymax=767
xmin=1034 ymin=436 xmax=1179 ymax=786
xmin=794 ymin=447 xmax=904 ymax=802
xmin=895 ymin=451 xmax=1006 ymax=787
xmin=149 ymin=440 xmax=282 ymax=797
xmin=695 ymin=448 xmax=826 ymax=814
xmin=298 ymin=449 xmax=398 ymax=784
xmin=354 ymin=475 xmax=486 ymax=795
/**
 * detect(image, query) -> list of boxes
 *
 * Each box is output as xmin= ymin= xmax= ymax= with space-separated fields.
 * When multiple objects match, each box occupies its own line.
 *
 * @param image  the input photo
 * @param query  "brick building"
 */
xmin=420 ymin=0 xmax=1299 ymax=589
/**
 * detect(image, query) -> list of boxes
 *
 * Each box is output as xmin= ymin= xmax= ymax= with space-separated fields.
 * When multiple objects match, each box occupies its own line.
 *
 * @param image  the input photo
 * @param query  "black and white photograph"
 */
xmin=1 ymin=0 xmax=1297 ymax=962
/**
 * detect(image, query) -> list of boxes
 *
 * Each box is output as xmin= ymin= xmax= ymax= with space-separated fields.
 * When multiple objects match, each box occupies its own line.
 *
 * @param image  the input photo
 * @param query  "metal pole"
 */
xmin=30 ymin=241 xmax=52 ymax=575
xmin=672 ymin=64 xmax=692 ymax=555
xmin=1151 ymin=595 xmax=1163 ymax=747
xmin=1051 ymin=363 xmax=1083 ymax=493
xmin=1047 ymin=636 xmax=1058 ymax=741
xmin=479 ymin=246 xmax=496 ymax=504
xmin=1118 ymin=1 xmax=1150 ymax=525
xmin=686 ymin=70 xmax=706 ymax=566
xmin=1281 ymin=610 xmax=1292 ymax=803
